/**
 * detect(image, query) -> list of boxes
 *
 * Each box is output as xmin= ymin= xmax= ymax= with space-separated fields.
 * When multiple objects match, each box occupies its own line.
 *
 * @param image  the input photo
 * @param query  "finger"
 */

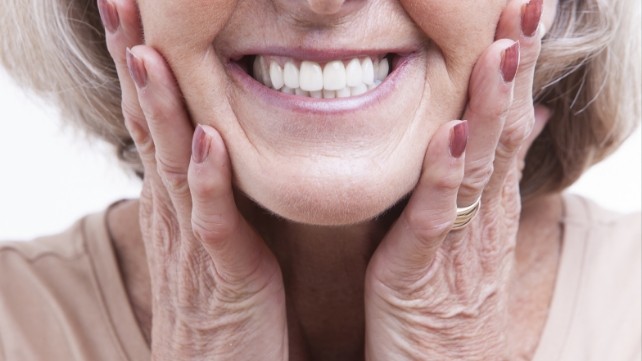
xmin=490 ymin=0 xmax=544 ymax=192
xmin=456 ymin=40 xmax=519 ymax=207
xmin=370 ymin=120 xmax=467 ymax=281
xmin=496 ymin=0 xmax=543 ymax=124
xmin=188 ymin=125 xmax=277 ymax=289
xmin=98 ymin=0 xmax=146 ymax=133
xmin=127 ymin=46 xmax=196 ymax=218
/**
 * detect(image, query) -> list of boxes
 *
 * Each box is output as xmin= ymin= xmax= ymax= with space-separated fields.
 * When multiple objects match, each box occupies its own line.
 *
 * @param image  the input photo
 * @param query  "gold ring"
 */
xmin=452 ymin=197 xmax=481 ymax=231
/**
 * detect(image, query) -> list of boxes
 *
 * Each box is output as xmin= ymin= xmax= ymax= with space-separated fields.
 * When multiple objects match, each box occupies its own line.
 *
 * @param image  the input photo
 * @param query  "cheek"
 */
xmin=138 ymin=0 xmax=237 ymax=51
xmin=400 ymin=0 xmax=506 ymax=78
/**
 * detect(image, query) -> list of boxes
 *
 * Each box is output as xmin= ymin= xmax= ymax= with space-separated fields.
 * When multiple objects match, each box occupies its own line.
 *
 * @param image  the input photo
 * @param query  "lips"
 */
xmin=250 ymin=55 xmax=392 ymax=99
xmin=226 ymin=49 xmax=418 ymax=117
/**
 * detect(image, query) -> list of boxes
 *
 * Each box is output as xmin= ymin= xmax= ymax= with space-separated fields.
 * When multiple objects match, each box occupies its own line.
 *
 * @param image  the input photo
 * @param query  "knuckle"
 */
xmin=519 ymin=40 xmax=542 ymax=69
xmin=461 ymin=159 xmax=494 ymax=195
xmin=469 ymin=93 xmax=511 ymax=121
xmin=189 ymin=171 xmax=221 ymax=199
xmin=191 ymin=212 xmax=238 ymax=244
xmin=151 ymin=205 xmax=181 ymax=256
xmin=500 ymin=117 xmax=534 ymax=153
xmin=428 ymin=172 xmax=462 ymax=193
xmin=135 ymin=136 xmax=156 ymax=158
xmin=121 ymin=99 xmax=144 ymax=125
xmin=122 ymin=121 xmax=155 ymax=162
xmin=405 ymin=208 xmax=454 ymax=241
xmin=157 ymin=157 xmax=189 ymax=194
xmin=105 ymin=40 xmax=126 ymax=66
xmin=144 ymin=105 xmax=168 ymax=126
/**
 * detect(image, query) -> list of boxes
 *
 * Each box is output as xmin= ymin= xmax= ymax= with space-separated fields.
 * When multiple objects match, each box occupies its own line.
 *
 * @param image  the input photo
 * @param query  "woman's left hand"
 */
xmin=364 ymin=1 xmax=547 ymax=359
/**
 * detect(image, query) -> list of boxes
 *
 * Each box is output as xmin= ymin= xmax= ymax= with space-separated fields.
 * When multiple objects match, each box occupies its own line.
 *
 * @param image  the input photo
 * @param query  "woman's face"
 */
xmin=137 ymin=0 xmax=508 ymax=225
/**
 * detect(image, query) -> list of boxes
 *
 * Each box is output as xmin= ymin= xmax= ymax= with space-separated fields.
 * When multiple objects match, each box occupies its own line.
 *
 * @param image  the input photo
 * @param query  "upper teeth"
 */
xmin=253 ymin=55 xmax=390 ymax=99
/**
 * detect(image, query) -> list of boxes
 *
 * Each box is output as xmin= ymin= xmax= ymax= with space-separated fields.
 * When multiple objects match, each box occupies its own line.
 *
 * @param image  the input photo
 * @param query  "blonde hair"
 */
xmin=526 ymin=0 xmax=641 ymax=198
xmin=1 ymin=0 xmax=640 ymax=197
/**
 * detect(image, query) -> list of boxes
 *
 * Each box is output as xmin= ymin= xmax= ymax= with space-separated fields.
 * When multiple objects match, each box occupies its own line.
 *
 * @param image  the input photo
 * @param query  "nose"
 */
xmin=306 ymin=0 xmax=346 ymax=14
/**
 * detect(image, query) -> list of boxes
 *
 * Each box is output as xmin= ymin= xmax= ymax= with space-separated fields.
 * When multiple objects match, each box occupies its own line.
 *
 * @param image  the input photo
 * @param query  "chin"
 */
xmin=237 ymin=163 xmax=420 ymax=226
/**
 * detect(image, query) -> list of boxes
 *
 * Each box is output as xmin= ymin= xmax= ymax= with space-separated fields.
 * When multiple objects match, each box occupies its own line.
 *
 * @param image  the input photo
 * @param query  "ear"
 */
xmin=517 ymin=104 xmax=551 ymax=171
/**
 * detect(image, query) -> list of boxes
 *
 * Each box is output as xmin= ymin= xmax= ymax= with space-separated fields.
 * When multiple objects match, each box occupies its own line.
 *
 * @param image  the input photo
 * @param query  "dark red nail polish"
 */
xmin=501 ymin=42 xmax=520 ymax=83
xmin=521 ymin=0 xmax=543 ymax=37
xmin=126 ymin=48 xmax=148 ymax=88
xmin=192 ymin=125 xmax=210 ymax=164
xmin=450 ymin=121 xmax=468 ymax=158
xmin=97 ymin=0 xmax=120 ymax=33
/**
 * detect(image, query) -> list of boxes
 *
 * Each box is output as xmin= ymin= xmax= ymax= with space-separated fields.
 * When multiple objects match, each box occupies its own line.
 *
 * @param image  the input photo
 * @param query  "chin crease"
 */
xmin=261 ymin=188 xmax=410 ymax=227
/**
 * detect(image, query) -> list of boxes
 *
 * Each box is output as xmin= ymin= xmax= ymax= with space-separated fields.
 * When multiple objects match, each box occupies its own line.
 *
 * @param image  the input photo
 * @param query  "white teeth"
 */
xmin=336 ymin=87 xmax=351 ymax=98
xmin=376 ymin=58 xmax=389 ymax=82
xmin=252 ymin=55 xmax=392 ymax=98
xmin=323 ymin=90 xmax=336 ymax=99
xmin=269 ymin=62 xmax=284 ymax=90
xmin=345 ymin=58 xmax=363 ymax=87
xmin=283 ymin=62 xmax=299 ymax=89
xmin=350 ymin=84 xmax=368 ymax=96
xmin=323 ymin=61 xmax=347 ymax=91
xmin=299 ymin=61 xmax=324 ymax=92
xmin=253 ymin=57 xmax=272 ymax=87
xmin=361 ymin=58 xmax=375 ymax=85
xmin=295 ymin=88 xmax=310 ymax=97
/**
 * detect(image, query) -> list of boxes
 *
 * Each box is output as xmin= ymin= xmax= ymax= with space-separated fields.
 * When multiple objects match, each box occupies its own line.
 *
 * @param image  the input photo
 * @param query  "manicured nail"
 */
xmin=192 ymin=125 xmax=210 ymax=164
xmin=500 ymin=42 xmax=520 ymax=83
xmin=449 ymin=120 xmax=468 ymax=158
xmin=126 ymin=48 xmax=148 ymax=88
xmin=521 ymin=0 xmax=543 ymax=37
xmin=97 ymin=0 xmax=119 ymax=33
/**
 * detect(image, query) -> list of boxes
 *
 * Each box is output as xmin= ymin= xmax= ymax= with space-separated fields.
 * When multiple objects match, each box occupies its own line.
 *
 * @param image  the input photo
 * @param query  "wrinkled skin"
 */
xmin=100 ymin=0 xmax=559 ymax=359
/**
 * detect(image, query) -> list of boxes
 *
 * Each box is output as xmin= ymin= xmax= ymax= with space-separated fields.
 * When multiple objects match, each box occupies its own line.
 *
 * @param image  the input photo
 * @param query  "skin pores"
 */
xmin=136 ymin=0 xmax=506 ymax=225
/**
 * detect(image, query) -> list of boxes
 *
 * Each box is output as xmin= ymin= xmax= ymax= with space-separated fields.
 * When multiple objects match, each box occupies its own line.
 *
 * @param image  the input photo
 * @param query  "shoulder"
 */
xmin=559 ymin=194 xmax=641 ymax=359
xmin=0 ymin=212 xmax=119 ymax=360
xmin=562 ymin=193 xmax=640 ymax=292
xmin=0 ymin=218 xmax=88 ymax=264
xmin=563 ymin=193 xmax=641 ymax=256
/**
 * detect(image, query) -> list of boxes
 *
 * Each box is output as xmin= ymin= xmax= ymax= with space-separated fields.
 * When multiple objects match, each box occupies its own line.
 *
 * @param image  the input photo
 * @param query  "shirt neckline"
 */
xmin=84 ymin=208 xmax=151 ymax=360
xmin=532 ymin=193 xmax=589 ymax=361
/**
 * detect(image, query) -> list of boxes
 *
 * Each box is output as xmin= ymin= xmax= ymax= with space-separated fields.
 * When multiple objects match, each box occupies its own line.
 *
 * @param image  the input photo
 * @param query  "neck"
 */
xmin=107 ymin=193 xmax=562 ymax=359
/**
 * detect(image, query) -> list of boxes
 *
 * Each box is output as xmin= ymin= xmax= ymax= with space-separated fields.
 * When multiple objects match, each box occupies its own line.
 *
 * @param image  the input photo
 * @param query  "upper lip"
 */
xmin=228 ymin=46 xmax=419 ymax=63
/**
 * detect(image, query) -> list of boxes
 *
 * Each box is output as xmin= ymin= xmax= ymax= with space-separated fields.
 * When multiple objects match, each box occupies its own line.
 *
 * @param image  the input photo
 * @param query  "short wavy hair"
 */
xmin=1 ymin=0 xmax=640 ymax=200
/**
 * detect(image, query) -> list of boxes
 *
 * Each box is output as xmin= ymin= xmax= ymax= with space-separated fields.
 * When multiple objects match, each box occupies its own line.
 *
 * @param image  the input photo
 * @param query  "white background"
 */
xmin=1 ymin=69 xmax=640 ymax=241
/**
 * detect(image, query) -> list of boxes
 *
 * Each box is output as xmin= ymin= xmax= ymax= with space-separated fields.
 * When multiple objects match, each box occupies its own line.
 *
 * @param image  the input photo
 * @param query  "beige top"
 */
xmin=1 ymin=194 xmax=640 ymax=361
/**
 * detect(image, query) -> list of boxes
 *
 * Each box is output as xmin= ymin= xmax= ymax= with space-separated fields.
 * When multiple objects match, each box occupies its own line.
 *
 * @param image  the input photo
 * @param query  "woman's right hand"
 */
xmin=98 ymin=1 xmax=288 ymax=359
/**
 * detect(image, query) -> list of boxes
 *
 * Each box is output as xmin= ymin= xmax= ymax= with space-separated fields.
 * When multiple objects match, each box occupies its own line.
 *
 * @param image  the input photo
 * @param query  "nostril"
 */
xmin=306 ymin=0 xmax=346 ymax=15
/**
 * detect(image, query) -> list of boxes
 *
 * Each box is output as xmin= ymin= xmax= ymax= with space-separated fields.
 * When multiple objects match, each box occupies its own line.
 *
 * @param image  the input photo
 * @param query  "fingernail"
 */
xmin=192 ymin=125 xmax=210 ymax=164
xmin=449 ymin=121 xmax=468 ymax=158
xmin=521 ymin=0 xmax=543 ymax=37
xmin=126 ymin=48 xmax=148 ymax=88
xmin=97 ymin=0 xmax=119 ymax=33
xmin=500 ymin=42 xmax=520 ymax=83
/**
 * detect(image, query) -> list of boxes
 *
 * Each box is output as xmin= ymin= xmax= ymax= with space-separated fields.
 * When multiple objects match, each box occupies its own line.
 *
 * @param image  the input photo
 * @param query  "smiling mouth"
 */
xmin=237 ymin=54 xmax=395 ymax=99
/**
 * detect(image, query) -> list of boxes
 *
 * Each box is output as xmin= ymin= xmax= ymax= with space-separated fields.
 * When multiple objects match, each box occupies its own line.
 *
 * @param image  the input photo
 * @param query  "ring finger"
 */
xmin=456 ymin=39 xmax=520 ymax=208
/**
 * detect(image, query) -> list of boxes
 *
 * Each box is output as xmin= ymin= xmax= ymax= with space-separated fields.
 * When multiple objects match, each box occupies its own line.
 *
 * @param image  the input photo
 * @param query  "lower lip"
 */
xmin=227 ymin=54 xmax=416 ymax=115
